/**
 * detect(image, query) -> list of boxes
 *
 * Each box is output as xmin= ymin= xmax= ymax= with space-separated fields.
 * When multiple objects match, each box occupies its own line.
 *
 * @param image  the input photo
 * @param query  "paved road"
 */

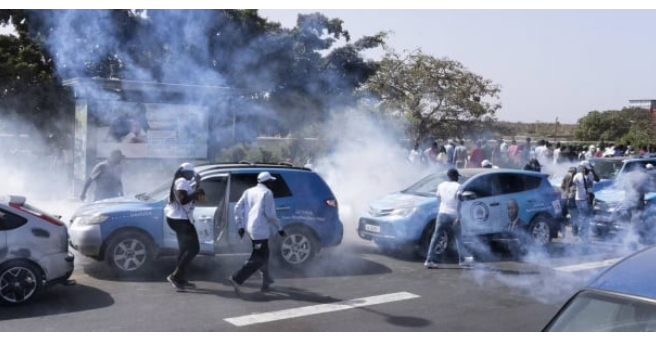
xmin=0 ymin=234 xmax=631 ymax=331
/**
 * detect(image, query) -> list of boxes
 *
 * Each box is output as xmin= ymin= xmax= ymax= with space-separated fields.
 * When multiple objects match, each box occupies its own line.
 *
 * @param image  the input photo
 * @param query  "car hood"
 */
xmin=368 ymin=192 xmax=433 ymax=211
xmin=72 ymin=196 xmax=160 ymax=218
xmin=595 ymin=189 xmax=656 ymax=203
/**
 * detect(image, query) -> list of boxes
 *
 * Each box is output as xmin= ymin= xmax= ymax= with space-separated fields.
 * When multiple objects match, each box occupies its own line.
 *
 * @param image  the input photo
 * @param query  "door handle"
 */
xmin=276 ymin=206 xmax=291 ymax=211
xmin=527 ymin=199 xmax=536 ymax=203
xmin=198 ymin=216 xmax=213 ymax=222
xmin=489 ymin=202 xmax=500 ymax=207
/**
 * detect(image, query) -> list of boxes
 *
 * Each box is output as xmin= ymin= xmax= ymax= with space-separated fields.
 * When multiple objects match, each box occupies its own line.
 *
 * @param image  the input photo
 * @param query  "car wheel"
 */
xmin=0 ymin=261 xmax=43 ymax=305
xmin=528 ymin=215 xmax=552 ymax=246
xmin=417 ymin=222 xmax=450 ymax=259
xmin=104 ymin=231 xmax=154 ymax=276
xmin=275 ymin=226 xmax=318 ymax=268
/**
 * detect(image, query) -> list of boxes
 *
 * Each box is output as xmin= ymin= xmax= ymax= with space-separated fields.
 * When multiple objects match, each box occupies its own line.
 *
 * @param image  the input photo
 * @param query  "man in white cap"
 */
xmin=571 ymin=161 xmax=600 ymax=241
xmin=481 ymin=159 xmax=498 ymax=169
xmin=229 ymin=171 xmax=287 ymax=296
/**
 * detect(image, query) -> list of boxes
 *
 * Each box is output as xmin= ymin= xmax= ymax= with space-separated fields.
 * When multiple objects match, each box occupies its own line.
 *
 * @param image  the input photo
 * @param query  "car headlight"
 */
xmin=74 ymin=214 xmax=109 ymax=226
xmin=389 ymin=207 xmax=417 ymax=217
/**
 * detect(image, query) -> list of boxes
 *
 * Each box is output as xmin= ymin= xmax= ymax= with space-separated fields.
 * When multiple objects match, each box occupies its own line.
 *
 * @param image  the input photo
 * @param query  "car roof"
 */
xmin=457 ymin=168 xmax=548 ymax=178
xmin=194 ymin=162 xmax=312 ymax=175
xmin=586 ymin=245 xmax=656 ymax=300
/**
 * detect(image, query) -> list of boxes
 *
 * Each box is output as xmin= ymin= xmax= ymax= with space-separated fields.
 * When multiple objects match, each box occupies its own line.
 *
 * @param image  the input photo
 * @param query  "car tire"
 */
xmin=528 ymin=215 xmax=552 ymax=247
xmin=417 ymin=222 xmax=451 ymax=260
xmin=0 ymin=260 xmax=44 ymax=305
xmin=273 ymin=226 xmax=318 ymax=269
xmin=104 ymin=231 xmax=154 ymax=276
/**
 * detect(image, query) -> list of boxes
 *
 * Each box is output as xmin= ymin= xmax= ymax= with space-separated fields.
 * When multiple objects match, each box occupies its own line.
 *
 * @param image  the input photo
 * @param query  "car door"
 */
xmin=192 ymin=174 xmax=228 ymax=254
xmin=223 ymin=172 xmax=294 ymax=252
xmin=459 ymin=173 xmax=503 ymax=236
xmin=0 ymin=206 xmax=28 ymax=259
xmin=0 ymin=207 xmax=9 ymax=260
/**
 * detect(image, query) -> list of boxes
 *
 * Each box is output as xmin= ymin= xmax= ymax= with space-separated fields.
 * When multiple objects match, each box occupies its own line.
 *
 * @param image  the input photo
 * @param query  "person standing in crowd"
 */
xmin=444 ymin=139 xmax=456 ymax=166
xmin=560 ymin=166 xmax=577 ymax=238
xmin=468 ymin=140 xmax=486 ymax=168
xmin=424 ymin=141 xmax=440 ymax=165
xmin=572 ymin=161 xmax=600 ymax=241
xmin=425 ymin=168 xmax=473 ymax=268
xmin=80 ymin=149 xmax=125 ymax=202
xmin=408 ymin=142 xmax=422 ymax=164
xmin=229 ymin=171 xmax=287 ymax=296
xmin=454 ymin=140 xmax=469 ymax=169
xmin=553 ymin=142 xmax=562 ymax=164
xmin=164 ymin=162 xmax=205 ymax=290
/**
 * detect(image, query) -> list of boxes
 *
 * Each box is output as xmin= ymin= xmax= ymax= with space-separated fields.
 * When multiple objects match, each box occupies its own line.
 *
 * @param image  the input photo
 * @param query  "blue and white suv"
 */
xmin=358 ymin=168 xmax=563 ymax=258
xmin=69 ymin=164 xmax=343 ymax=275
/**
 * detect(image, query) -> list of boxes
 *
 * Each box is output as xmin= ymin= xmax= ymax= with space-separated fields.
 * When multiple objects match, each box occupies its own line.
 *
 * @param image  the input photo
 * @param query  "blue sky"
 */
xmin=259 ymin=9 xmax=656 ymax=124
xmin=3 ymin=8 xmax=655 ymax=124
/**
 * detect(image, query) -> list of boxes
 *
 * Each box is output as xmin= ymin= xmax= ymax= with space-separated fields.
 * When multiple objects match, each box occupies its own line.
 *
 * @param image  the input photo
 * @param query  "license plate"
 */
xmin=365 ymin=224 xmax=381 ymax=233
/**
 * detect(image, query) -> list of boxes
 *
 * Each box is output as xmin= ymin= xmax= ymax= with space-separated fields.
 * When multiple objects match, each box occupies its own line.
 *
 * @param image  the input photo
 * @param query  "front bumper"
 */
xmin=68 ymin=220 xmax=103 ymax=257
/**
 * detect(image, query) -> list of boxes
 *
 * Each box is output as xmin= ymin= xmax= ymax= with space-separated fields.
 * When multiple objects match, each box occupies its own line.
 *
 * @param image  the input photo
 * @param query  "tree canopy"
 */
xmin=360 ymin=49 xmax=501 ymax=142
xmin=574 ymin=107 xmax=656 ymax=148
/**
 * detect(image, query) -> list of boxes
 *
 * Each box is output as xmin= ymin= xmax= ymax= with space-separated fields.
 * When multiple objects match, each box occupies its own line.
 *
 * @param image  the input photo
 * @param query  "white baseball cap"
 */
xmin=481 ymin=160 xmax=493 ymax=167
xmin=179 ymin=162 xmax=195 ymax=172
xmin=257 ymin=171 xmax=277 ymax=183
xmin=646 ymin=163 xmax=654 ymax=170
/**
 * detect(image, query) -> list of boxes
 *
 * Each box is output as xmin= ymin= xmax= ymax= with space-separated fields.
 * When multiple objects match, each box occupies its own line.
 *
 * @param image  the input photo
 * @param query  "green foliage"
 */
xmin=360 ymin=49 xmax=502 ymax=141
xmin=574 ymin=107 xmax=655 ymax=147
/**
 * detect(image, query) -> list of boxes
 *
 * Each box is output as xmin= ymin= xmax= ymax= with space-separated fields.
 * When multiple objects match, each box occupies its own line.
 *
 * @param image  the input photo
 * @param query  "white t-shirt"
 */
xmin=164 ymin=177 xmax=194 ymax=220
xmin=573 ymin=172 xmax=594 ymax=201
xmin=436 ymin=181 xmax=461 ymax=216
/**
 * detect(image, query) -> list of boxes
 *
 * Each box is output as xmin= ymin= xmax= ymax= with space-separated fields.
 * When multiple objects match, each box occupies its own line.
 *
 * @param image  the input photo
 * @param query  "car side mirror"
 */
xmin=460 ymin=191 xmax=477 ymax=201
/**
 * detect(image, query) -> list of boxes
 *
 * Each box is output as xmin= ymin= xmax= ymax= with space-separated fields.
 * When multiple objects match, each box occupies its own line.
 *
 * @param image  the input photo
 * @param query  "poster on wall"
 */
xmin=96 ymin=101 xmax=209 ymax=159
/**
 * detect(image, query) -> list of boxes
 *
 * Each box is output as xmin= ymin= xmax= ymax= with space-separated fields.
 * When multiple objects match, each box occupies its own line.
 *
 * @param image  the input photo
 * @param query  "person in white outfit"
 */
xmin=228 ymin=171 xmax=287 ymax=296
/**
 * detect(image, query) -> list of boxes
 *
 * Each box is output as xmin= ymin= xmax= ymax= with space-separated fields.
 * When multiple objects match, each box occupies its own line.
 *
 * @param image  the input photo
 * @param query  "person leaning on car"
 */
xmin=228 ymin=171 xmax=287 ymax=296
xmin=424 ymin=168 xmax=473 ymax=269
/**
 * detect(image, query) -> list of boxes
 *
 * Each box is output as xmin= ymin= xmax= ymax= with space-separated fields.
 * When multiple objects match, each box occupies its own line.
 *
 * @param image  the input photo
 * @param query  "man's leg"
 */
xmin=232 ymin=239 xmax=267 ymax=284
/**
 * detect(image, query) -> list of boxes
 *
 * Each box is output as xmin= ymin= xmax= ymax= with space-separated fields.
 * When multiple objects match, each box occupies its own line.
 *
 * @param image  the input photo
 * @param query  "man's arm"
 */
xmin=263 ymin=190 xmax=282 ymax=230
xmin=80 ymin=163 xmax=104 ymax=201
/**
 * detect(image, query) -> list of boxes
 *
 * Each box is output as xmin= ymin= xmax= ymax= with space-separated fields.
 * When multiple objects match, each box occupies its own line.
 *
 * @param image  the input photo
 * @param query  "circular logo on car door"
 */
xmin=470 ymin=202 xmax=489 ymax=222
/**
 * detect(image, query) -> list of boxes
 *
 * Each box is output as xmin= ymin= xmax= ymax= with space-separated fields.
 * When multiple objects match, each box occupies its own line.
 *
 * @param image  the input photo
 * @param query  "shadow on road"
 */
xmin=0 ymin=283 xmax=114 ymax=321
xmin=80 ymin=243 xmax=393 ymax=284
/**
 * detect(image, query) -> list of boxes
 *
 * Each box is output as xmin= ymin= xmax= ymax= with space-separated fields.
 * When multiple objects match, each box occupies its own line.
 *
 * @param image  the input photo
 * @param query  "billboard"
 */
xmin=96 ymin=101 xmax=209 ymax=159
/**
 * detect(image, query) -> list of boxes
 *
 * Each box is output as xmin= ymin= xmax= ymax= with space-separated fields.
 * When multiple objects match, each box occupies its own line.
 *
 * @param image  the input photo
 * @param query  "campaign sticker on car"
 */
xmin=552 ymin=200 xmax=561 ymax=214
xmin=365 ymin=224 xmax=381 ymax=233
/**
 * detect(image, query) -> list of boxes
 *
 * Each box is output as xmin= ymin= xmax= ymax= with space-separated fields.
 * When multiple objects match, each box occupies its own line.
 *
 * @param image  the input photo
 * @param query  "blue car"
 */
xmin=68 ymin=164 xmax=343 ymax=275
xmin=358 ymin=168 xmax=563 ymax=258
xmin=590 ymin=157 xmax=656 ymax=192
xmin=544 ymin=245 xmax=656 ymax=331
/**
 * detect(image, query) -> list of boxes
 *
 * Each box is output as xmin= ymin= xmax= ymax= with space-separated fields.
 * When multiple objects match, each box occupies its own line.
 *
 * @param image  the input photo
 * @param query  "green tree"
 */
xmin=360 ymin=49 xmax=501 ymax=141
xmin=574 ymin=107 xmax=654 ymax=146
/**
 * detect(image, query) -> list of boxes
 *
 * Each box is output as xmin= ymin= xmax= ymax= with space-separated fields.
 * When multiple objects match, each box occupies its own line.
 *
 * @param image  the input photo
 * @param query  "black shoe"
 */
xmin=261 ymin=282 xmax=275 ymax=292
xmin=228 ymin=277 xmax=241 ymax=297
xmin=179 ymin=279 xmax=196 ymax=289
xmin=167 ymin=274 xmax=184 ymax=290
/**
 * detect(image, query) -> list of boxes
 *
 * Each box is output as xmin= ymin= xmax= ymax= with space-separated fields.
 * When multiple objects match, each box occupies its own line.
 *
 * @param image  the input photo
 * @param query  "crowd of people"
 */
xmin=407 ymin=137 xmax=653 ymax=172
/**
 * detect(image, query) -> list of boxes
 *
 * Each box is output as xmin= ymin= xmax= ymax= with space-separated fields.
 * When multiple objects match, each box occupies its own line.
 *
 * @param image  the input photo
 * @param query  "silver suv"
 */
xmin=0 ymin=195 xmax=74 ymax=305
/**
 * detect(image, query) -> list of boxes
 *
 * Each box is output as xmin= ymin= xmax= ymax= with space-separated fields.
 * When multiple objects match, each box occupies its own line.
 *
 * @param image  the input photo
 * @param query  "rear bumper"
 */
xmin=41 ymin=251 xmax=74 ymax=285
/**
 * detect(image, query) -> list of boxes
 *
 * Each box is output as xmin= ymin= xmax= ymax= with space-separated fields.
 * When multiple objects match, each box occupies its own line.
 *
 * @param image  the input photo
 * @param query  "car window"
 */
xmin=197 ymin=176 xmax=227 ymax=207
xmin=464 ymin=175 xmax=499 ymax=198
xmin=0 ymin=207 xmax=28 ymax=230
xmin=228 ymin=173 xmax=292 ymax=203
xmin=546 ymin=290 xmax=656 ymax=332
xmin=592 ymin=160 xmax=623 ymax=179
xmin=497 ymin=174 xmax=524 ymax=194
xmin=522 ymin=175 xmax=543 ymax=191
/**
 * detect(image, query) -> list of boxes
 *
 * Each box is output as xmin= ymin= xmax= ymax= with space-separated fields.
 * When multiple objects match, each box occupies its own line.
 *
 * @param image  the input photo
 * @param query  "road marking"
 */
xmin=224 ymin=292 xmax=420 ymax=327
xmin=553 ymin=258 xmax=621 ymax=272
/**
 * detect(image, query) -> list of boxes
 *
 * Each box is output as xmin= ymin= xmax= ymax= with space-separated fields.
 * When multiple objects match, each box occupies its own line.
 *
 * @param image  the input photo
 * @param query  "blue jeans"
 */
xmin=574 ymin=200 xmax=591 ymax=240
xmin=427 ymin=213 xmax=469 ymax=263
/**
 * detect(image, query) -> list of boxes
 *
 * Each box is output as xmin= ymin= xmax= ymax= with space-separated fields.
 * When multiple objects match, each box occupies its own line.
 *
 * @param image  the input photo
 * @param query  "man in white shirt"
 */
xmin=229 ymin=171 xmax=287 ymax=296
xmin=571 ymin=161 xmax=599 ymax=241
xmin=425 ymin=168 xmax=473 ymax=268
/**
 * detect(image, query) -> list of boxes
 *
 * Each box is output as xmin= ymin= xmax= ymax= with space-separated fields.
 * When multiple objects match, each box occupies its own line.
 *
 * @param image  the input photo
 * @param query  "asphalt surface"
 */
xmin=0 ymin=231 xmax=631 ymax=332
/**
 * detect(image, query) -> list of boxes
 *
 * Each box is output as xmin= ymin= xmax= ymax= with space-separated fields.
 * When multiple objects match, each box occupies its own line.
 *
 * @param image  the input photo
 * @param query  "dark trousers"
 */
xmin=166 ymin=217 xmax=200 ymax=279
xmin=232 ymin=239 xmax=273 ymax=286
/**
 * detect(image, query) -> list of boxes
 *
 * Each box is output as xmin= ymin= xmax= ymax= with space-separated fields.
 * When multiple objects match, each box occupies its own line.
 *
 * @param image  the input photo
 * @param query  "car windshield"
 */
xmin=402 ymin=172 xmax=468 ymax=197
xmin=591 ymin=159 xmax=624 ymax=179
xmin=545 ymin=290 xmax=656 ymax=332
